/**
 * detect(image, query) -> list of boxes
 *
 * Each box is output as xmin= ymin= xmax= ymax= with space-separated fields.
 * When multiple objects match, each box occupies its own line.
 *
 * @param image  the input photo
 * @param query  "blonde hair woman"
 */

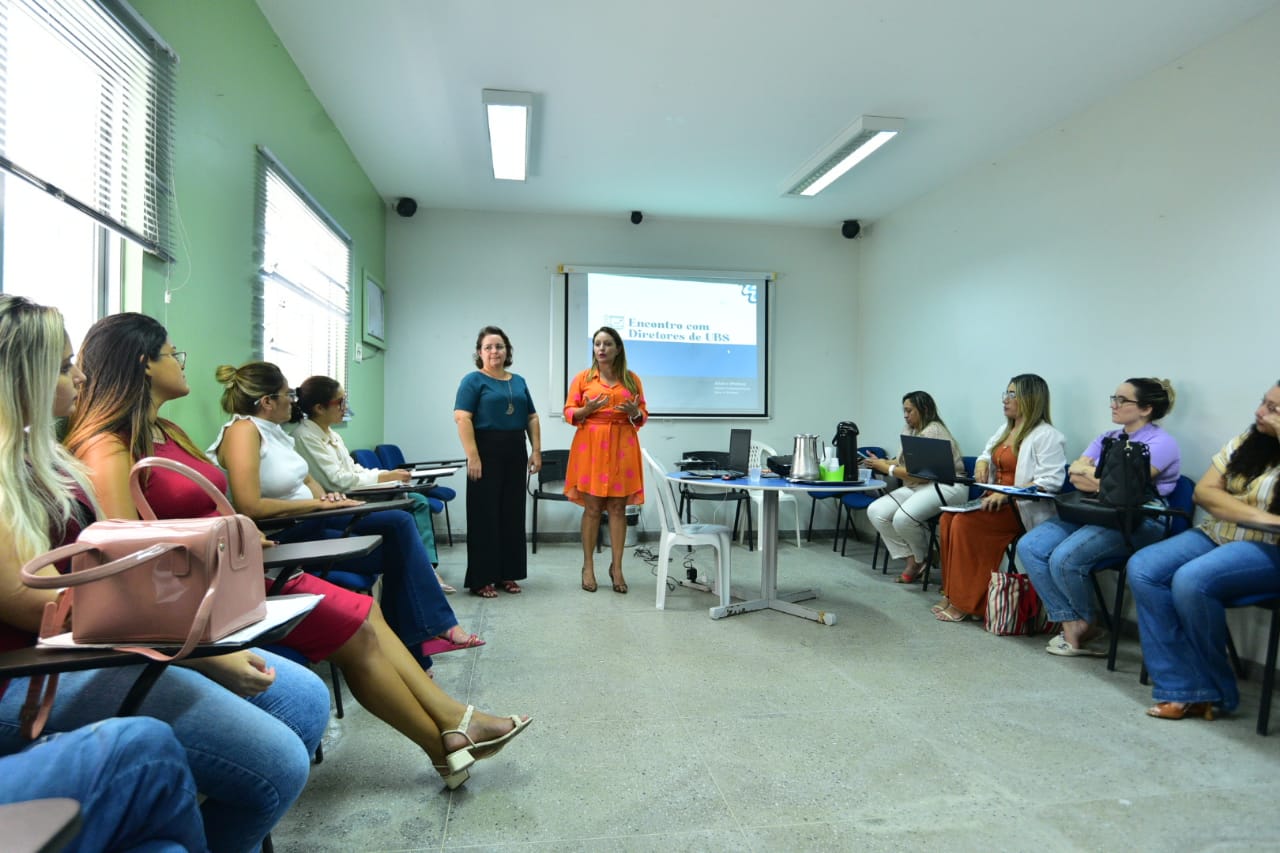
xmin=0 ymin=297 xmax=330 ymax=852
xmin=935 ymin=373 xmax=1067 ymax=622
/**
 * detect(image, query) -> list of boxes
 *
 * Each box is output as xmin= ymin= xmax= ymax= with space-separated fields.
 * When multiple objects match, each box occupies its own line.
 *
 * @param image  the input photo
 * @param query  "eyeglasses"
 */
xmin=265 ymin=391 xmax=297 ymax=403
xmin=1109 ymin=395 xmax=1139 ymax=407
xmin=481 ymin=343 xmax=506 ymax=352
xmin=1001 ymin=391 xmax=1018 ymax=401
xmin=329 ymin=396 xmax=348 ymax=409
xmin=164 ymin=351 xmax=187 ymax=368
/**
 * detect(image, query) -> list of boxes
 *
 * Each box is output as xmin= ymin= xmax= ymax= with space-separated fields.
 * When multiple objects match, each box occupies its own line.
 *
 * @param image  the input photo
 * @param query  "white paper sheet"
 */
xmin=37 ymin=593 xmax=324 ymax=650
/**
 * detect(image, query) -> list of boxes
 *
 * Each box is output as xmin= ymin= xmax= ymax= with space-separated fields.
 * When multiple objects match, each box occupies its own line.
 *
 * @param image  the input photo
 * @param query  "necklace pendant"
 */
xmin=506 ymin=403 xmax=515 ymax=415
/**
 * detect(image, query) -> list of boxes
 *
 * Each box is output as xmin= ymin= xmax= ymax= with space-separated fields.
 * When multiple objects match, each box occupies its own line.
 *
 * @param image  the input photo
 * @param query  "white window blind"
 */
xmin=255 ymin=147 xmax=350 ymax=389
xmin=0 ymin=0 xmax=176 ymax=261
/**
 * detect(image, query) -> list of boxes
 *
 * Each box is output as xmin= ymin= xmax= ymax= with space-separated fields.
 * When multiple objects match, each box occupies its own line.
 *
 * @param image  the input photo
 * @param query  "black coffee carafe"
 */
xmin=833 ymin=421 xmax=860 ymax=481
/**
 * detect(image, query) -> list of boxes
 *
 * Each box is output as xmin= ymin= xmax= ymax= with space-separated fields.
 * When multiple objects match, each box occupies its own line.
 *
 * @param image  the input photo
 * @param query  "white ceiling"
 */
xmin=255 ymin=0 xmax=1276 ymax=228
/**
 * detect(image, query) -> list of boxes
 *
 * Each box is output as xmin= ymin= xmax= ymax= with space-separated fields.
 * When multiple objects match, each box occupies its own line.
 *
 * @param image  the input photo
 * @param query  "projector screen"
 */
xmin=561 ymin=267 xmax=772 ymax=418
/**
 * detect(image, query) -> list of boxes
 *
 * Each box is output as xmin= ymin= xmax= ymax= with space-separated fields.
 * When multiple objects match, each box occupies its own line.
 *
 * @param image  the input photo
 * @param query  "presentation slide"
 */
xmin=564 ymin=270 xmax=770 ymax=417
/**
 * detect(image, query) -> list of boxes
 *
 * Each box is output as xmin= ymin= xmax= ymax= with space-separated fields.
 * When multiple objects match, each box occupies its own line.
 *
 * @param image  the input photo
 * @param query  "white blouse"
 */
xmin=208 ymin=414 xmax=312 ymax=501
xmin=291 ymin=417 xmax=381 ymax=493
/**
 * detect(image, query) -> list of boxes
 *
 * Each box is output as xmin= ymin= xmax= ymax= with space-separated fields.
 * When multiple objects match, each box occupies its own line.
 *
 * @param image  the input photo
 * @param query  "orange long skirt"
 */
xmin=939 ymin=505 xmax=1024 ymax=617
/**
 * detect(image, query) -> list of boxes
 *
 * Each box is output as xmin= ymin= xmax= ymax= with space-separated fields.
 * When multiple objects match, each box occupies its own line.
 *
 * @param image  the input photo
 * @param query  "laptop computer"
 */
xmin=683 ymin=428 xmax=751 ymax=479
xmin=900 ymin=434 xmax=971 ymax=484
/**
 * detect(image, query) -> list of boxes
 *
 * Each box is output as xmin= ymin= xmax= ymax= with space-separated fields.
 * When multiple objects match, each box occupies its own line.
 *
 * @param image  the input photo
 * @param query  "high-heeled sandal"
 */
xmin=442 ymin=705 xmax=534 ymax=774
xmin=609 ymin=568 xmax=628 ymax=594
xmin=1147 ymin=701 xmax=1215 ymax=721
xmin=433 ymin=763 xmax=470 ymax=790
xmin=581 ymin=568 xmax=597 ymax=592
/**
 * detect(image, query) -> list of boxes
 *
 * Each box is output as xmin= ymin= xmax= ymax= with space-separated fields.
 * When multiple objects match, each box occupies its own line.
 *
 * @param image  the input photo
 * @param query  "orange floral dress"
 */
xmin=563 ymin=370 xmax=647 ymax=505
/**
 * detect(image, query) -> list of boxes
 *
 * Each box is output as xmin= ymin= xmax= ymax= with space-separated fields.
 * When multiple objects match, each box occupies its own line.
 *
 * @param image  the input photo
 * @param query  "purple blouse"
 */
xmin=1082 ymin=423 xmax=1181 ymax=496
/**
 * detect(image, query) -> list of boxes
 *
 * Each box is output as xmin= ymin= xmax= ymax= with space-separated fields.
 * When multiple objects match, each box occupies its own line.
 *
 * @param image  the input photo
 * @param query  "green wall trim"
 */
xmin=130 ymin=0 xmax=387 ymax=450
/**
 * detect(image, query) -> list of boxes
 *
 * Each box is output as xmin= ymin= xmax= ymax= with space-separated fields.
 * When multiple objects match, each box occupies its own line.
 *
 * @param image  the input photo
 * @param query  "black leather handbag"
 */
xmin=1055 ymin=434 xmax=1154 ymax=539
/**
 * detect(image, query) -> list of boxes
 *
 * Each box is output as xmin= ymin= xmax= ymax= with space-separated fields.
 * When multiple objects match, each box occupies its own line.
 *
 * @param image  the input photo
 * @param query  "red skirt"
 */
xmin=268 ymin=572 xmax=370 ymax=662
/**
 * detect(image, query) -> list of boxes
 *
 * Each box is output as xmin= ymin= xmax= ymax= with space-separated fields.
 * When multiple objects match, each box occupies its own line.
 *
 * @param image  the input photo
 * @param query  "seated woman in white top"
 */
xmin=206 ymin=362 xmax=479 ymax=666
xmin=935 ymin=373 xmax=1067 ymax=622
xmin=863 ymin=391 xmax=967 ymax=584
xmin=291 ymin=375 xmax=449 ymax=590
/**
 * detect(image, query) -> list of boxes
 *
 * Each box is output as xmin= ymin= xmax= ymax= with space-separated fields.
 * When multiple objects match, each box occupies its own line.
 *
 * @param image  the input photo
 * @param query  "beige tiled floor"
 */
xmin=274 ymin=533 xmax=1280 ymax=852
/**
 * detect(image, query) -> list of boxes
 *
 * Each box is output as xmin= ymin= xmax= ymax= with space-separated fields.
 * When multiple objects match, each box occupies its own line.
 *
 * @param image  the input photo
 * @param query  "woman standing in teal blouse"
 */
xmin=453 ymin=326 xmax=542 ymax=597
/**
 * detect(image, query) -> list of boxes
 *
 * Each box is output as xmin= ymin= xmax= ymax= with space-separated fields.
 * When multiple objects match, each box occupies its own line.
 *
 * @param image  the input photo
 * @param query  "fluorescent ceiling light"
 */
xmin=782 ymin=115 xmax=905 ymax=197
xmin=482 ymin=89 xmax=533 ymax=181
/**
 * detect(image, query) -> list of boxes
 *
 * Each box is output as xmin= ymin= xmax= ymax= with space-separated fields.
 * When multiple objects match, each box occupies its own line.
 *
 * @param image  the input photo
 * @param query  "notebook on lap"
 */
xmin=683 ymin=428 xmax=751 ymax=479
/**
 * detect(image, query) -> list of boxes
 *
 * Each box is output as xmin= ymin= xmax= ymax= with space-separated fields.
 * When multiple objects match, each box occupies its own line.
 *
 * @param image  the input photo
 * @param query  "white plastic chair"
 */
xmin=746 ymin=441 xmax=801 ymax=548
xmin=642 ymin=448 xmax=732 ymax=612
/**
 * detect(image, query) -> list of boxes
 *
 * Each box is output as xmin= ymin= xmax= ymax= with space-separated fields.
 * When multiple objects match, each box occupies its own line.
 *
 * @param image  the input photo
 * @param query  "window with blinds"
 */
xmin=0 ymin=0 xmax=176 ymax=260
xmin=255 ymin=147 xmax=351 ymax=390
xmin=0 ymin=0 xmax=173 ymax=342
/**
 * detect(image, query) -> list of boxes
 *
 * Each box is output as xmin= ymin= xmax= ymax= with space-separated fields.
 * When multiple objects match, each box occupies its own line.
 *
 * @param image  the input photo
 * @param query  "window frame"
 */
xmin=253 ymin=146 xmax=352 ymax=390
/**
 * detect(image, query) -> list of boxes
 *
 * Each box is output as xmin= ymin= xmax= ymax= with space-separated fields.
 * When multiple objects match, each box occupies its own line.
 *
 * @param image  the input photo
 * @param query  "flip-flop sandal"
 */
xmin=421 ymin=633 xmax=486 ymax=656
xmin=1045 ymin=634 xmax=1105 ymax=657
xmin=501 ymin=580 xmax=522 ymax=594
xmin=934 ymin=606 xmax=972 ymax=622
xmin=437 ymin=573 xmax=457 ymax=594
xmin=471 ymin=584 xmax=498 ymax=598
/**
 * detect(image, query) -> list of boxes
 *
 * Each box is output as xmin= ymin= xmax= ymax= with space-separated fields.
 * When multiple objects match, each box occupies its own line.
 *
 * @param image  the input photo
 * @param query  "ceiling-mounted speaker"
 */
xmin=841 ymin=219 xmax=861 ymax=239
xmin=395 ymin=197 xmax=418 ymax=218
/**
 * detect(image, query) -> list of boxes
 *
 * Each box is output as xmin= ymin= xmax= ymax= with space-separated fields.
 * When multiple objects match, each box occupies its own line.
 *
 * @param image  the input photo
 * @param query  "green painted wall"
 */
xmin=130 ymin=0 xmax=387 ymax=450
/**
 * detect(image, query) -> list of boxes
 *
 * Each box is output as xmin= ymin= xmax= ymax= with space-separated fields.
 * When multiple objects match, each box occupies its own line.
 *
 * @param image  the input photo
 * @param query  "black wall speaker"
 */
xmin=395 ymin=197 xmax=418 ymax=218
xmin=630 ymin=210 xmax=643 ymax=225
xmin=841 ymin=219 xmax=861 ymax=239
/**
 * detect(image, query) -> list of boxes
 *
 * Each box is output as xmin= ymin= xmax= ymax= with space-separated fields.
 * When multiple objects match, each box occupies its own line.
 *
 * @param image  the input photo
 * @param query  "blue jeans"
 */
xmin=1018 ymin=517 xmax=1164 ymax=623
xmin=0 ymin=649 xmax=329 ymax=853
xmin=0 ymin=717 xmax=208 ymax=853
xmin=276 ymin=508 xmax=457 ymax=663
xmin=1129 ymin=530 xmax=1280 ymax=711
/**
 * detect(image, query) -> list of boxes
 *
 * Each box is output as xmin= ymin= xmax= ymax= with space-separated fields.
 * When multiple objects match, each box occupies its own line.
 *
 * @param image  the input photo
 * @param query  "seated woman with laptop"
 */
xmin=862 ymin=391 xmax=967 ymax=584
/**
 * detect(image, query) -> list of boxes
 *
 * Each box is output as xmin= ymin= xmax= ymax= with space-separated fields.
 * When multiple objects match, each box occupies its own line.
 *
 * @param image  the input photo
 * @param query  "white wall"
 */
xmin=384 ymin=210 xmax=861 ymax=537
xmin=857 ymin=7 xmax=1280 ymax=465
xmin=856 ymin=7 xmax=1280 ymax=658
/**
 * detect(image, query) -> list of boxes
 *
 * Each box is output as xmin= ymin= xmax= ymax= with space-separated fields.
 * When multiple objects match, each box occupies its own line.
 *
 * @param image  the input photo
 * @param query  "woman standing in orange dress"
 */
xmin=564 ymin=326 xmax=648 ymax=594
xmin=935 ymin=373 xmax=1066 ymax=622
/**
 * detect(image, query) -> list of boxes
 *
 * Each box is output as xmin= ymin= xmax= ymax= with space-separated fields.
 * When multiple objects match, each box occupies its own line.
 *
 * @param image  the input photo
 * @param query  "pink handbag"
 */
xmin=18 ymin=457 xmax=267 ymax=735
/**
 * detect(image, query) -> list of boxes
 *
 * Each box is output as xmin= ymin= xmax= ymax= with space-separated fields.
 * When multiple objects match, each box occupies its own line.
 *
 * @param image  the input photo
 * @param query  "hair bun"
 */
xmin=1160 ymin=378 xmax=1177 ymax=415
xmin=214 ymin=364 xmax=237 ymax=386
